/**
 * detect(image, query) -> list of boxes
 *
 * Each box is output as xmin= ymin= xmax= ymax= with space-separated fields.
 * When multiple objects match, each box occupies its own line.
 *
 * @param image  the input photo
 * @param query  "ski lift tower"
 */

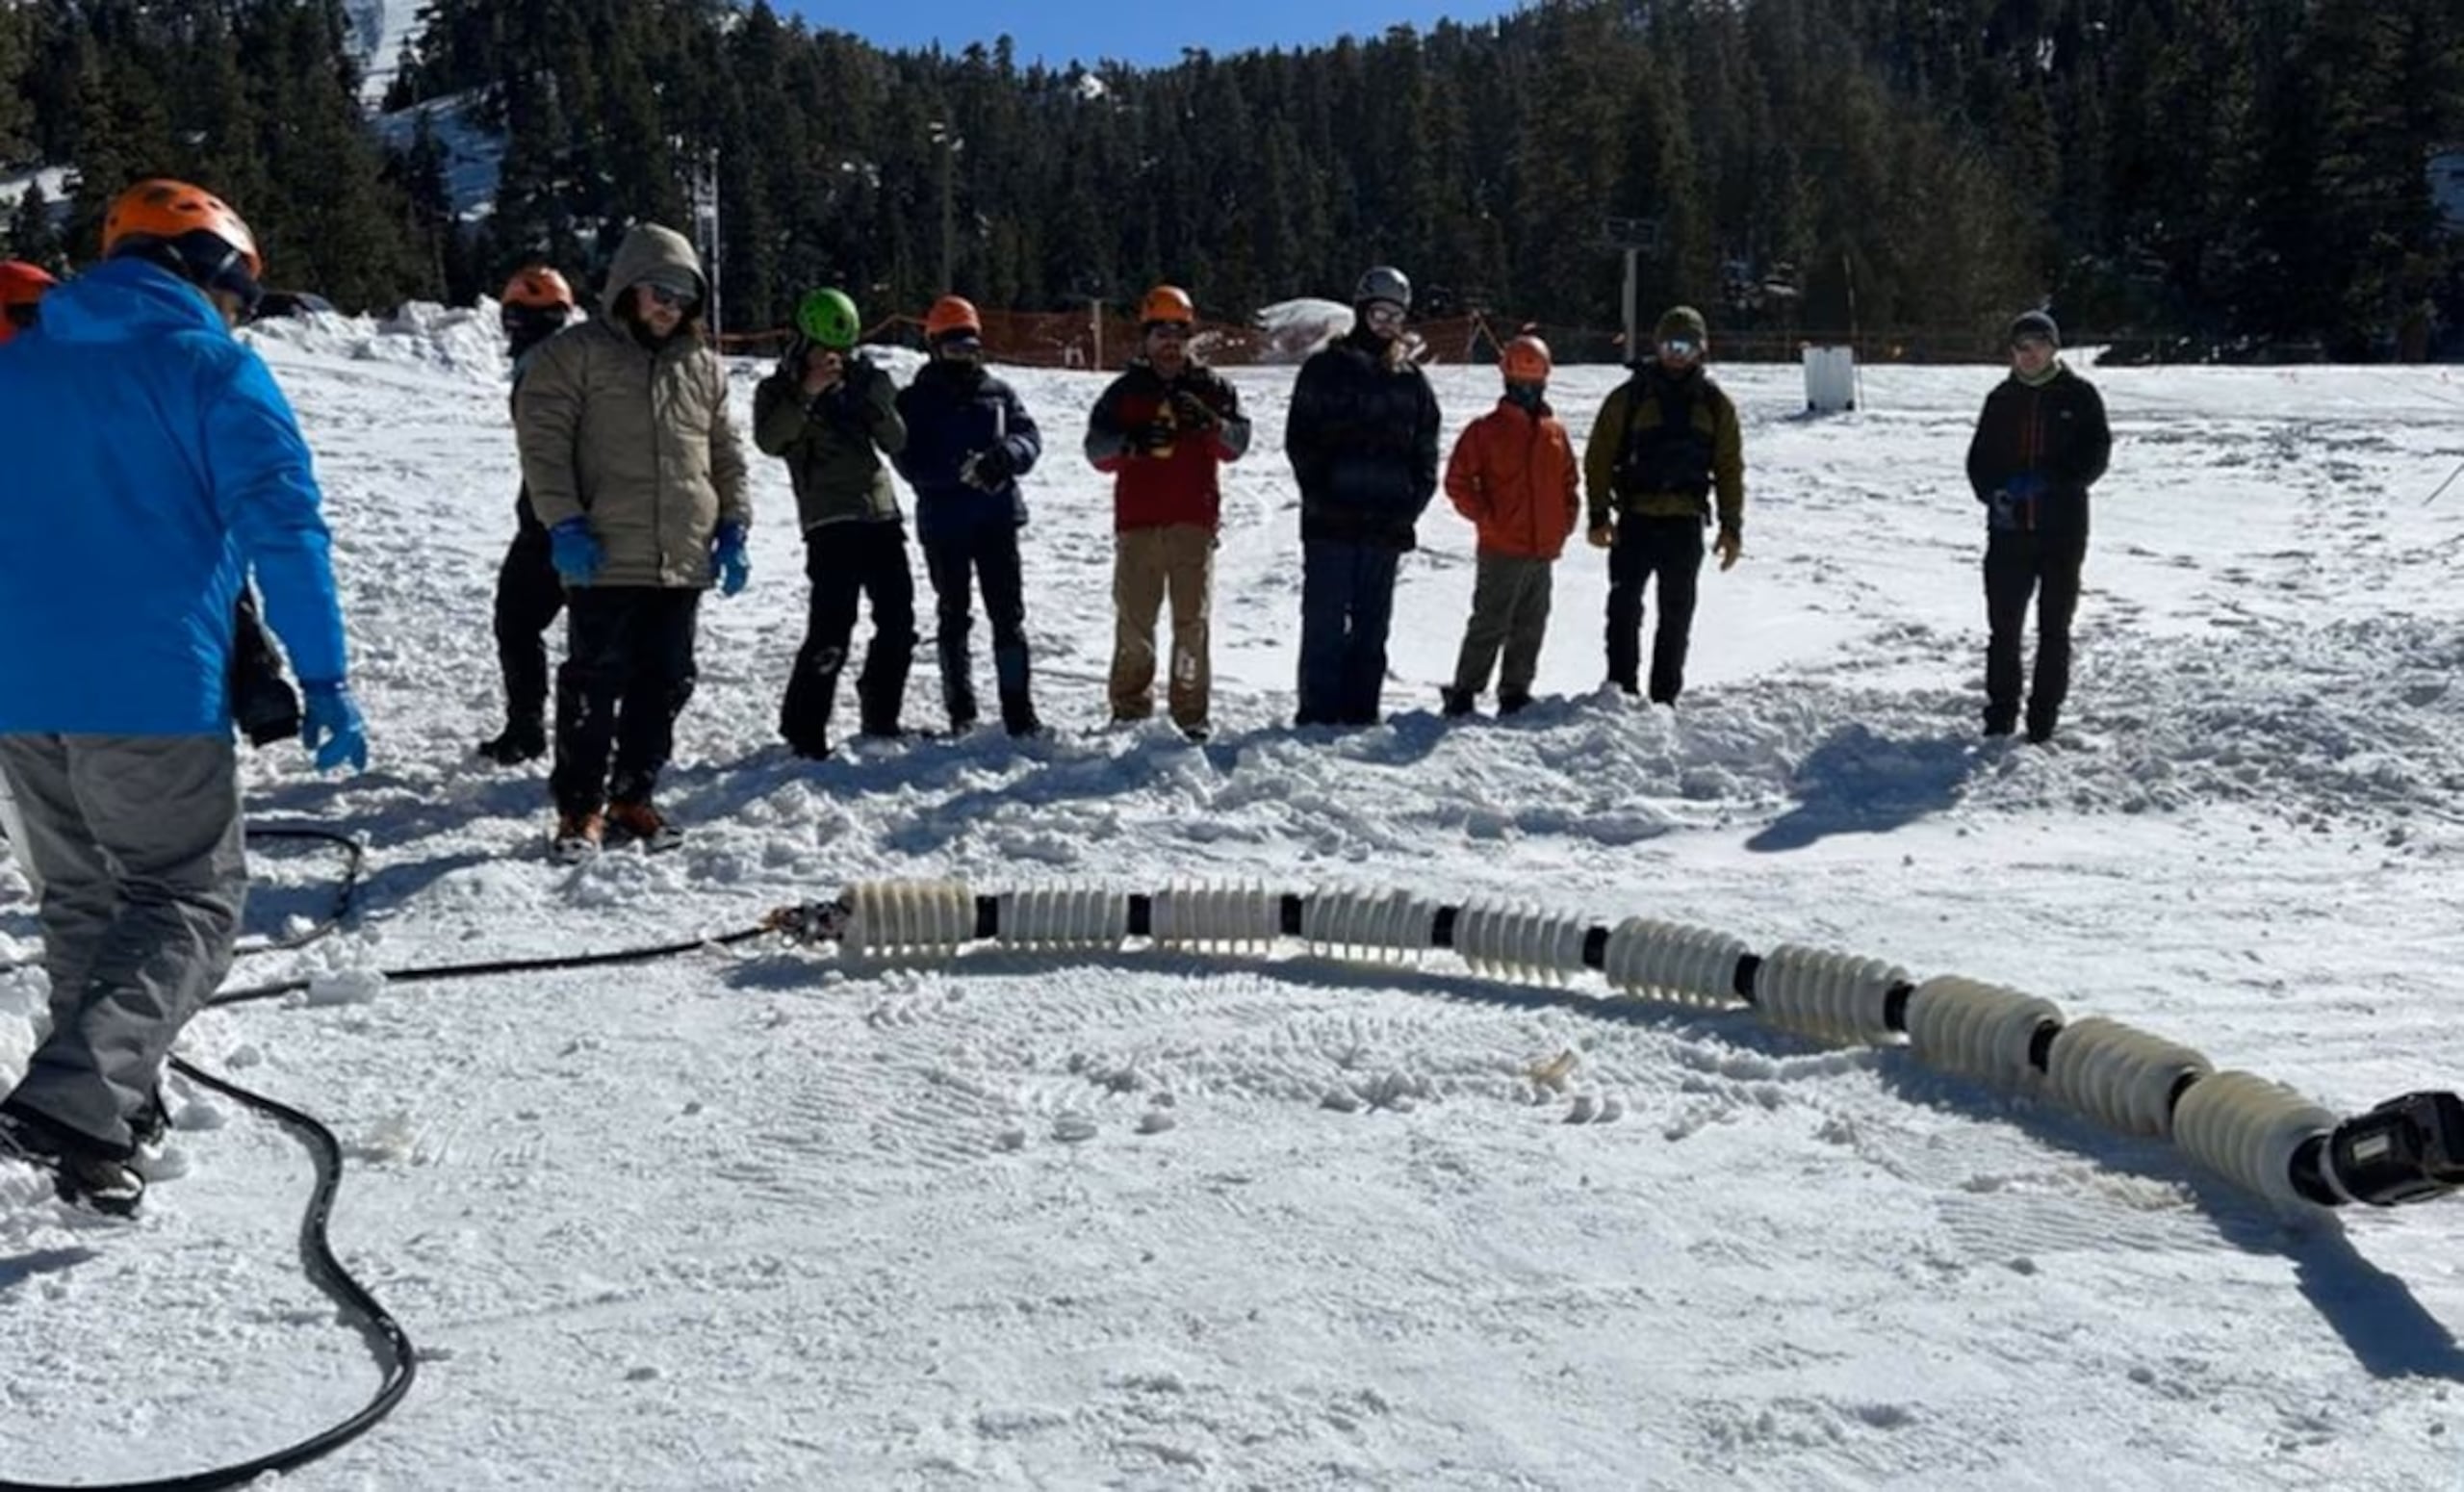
xmin=1602 ymin=216 xmax=1664 ymax=360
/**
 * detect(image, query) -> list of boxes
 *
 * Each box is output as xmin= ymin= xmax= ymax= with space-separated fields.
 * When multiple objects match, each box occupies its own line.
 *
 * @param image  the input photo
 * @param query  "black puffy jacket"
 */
xmin=1283 ymin=327 xmax=1442 ymax=551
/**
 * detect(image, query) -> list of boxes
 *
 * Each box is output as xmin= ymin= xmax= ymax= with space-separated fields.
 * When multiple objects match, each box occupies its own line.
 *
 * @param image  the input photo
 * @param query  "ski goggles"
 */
xmin=1659 ymin=336 xmax=1702 ymax=358
xmin=1361 ymin=301 xmax=1406 ymax=330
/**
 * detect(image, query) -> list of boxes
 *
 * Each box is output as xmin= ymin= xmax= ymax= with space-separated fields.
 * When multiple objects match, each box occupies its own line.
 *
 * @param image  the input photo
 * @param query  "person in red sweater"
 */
xmin=1441 ymin=334 xmax=1580 ymax=717
xmin=1083 ymin=285 xmax=1252 ymax=740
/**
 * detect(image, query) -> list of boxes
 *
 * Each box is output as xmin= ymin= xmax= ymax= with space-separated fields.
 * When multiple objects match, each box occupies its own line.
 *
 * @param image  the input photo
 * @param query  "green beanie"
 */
xmin=1655 ymin=305 xmax=1708 ymax=345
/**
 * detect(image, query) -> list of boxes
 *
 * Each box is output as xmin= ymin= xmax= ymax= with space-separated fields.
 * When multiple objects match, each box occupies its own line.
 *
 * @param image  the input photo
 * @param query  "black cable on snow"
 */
xmin=0 ymin=1059 xmax=422 ymax=1492
xmin=0 ymin=825 xmax=787 ymax=1492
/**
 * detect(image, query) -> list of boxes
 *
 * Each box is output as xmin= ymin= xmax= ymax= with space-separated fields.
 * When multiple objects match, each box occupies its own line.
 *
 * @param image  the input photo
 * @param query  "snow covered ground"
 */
xmin=4 ymin=313 xmax=2464 ymax=1489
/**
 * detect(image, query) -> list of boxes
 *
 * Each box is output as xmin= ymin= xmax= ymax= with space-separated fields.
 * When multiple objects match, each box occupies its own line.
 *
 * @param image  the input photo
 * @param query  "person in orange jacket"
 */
xmin=1440 ymin=333 xmax=1580 ymax=716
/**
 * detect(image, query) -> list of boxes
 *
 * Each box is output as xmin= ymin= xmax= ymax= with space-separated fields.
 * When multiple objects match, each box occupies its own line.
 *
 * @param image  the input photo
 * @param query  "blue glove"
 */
xmin=549 ymin=517 xmax=603 ymax=585
xmin=2007 ymin=472 xmax=2048 ymax=501
xmin=711 ymin=521 xmax=749 ymax=597
xmin=298 ymin=680 xmax=368 ymax=774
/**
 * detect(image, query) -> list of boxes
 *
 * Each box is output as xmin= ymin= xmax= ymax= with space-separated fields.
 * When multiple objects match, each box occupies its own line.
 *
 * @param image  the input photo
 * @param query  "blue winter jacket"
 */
xmin=891 ymin=358 xmax=1040 ymax=547
xmin=0 ymin=257 xmax=347 ymax=733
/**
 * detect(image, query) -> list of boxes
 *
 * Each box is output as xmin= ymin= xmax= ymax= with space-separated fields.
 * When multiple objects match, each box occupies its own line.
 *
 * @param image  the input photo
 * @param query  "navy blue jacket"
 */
xmin=1284 ymin=326 xmax=1442 ymax=551
xmin=892 ymin=359 xmax=1041 ymax=547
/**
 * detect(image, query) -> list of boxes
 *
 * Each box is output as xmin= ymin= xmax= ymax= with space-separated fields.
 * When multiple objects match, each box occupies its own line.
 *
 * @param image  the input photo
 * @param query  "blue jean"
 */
xmin=1296 ymin=540 xmax=1400 ymax=726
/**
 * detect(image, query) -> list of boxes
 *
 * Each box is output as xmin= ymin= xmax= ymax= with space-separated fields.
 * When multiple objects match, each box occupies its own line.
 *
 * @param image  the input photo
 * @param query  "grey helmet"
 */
xmin=1353 ymin=265 xmax=1412 ymax=311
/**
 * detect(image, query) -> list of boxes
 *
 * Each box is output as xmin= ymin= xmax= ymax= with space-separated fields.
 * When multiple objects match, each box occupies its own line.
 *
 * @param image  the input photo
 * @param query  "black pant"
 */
xmin=1984 ymin=527 xmax=2087 ymax=735
xmin=552 ymin=587 xmax=702 ymax=815
xmin=494 ymin=502 xmax=567 ymax=727
xmin=1296 ymin=539 xmax=1401 ymax=726
xmin=923 ymin=524 xmax=1035 ymax=733
xmin=781 ymin=522 xmax=918 ymax=753
xmin=230 ymin=590 xmax=299 ymax=745
xmin=1604 ymin=514 xmax=1705 ymax=704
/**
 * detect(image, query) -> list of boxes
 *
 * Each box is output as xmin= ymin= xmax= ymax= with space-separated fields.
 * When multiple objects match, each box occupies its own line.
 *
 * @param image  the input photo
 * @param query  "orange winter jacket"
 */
xmin=1445 ymin=397 xmax=1580 ymax=559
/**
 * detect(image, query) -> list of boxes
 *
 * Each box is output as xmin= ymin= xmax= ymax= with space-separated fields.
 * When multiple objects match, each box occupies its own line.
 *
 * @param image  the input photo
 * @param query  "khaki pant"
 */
xmin=1111 ymin=524 xmax=1215 ymax=729
xmin=1452 ymin=552 xmax=1555 ymax=700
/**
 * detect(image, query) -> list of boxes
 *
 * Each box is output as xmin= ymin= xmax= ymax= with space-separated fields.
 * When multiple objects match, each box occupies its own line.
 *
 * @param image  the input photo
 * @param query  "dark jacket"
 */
xmin=1085 ymin=360 xmax=1253 ymax=531
xmin=1965 ymin=363 xmax=2111 ymax=537
xmin=1582 ymin=364 xmax=1745 ymax=534
xmin=754 ymin=349 xmax=908 ymax=532
xmin=1283 ymin=326 xmax=1442 ymax=551
xmin=892 ymin=358 xmax=1041 ymax=547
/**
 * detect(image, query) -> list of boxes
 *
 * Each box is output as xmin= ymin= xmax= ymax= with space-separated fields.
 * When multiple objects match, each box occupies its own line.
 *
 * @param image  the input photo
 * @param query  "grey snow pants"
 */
xmin=0 ymin=733 xmax=245 ymax=1154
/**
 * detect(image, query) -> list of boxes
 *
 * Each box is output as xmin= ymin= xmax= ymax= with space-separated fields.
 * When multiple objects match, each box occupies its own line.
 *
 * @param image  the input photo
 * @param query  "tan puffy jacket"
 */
xmin=516 ymin=224 xmax=751 ymax=588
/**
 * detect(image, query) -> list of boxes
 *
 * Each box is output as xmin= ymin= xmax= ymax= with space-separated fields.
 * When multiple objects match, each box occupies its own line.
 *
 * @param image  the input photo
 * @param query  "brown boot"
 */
xmin=552 ymin=809 xmax=604 ymax=862
xmin=605 ymin=800 xmax=681 ymax=852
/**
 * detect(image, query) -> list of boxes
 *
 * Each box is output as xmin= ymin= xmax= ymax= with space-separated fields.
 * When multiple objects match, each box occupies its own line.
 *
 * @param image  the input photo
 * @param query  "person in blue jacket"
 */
xmin=0 ymin=179 xmax=365 ymax=1216
xmin=892 ymin=296 xmax=1045 ymax=736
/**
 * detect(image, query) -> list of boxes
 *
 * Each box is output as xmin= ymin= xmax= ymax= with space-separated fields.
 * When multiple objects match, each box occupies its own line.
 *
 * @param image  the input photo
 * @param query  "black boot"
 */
xmin=477 ymin=717 xmax=549 ymax=765
xmin=1498 ymin=689 xmax=1533 ymax=716
xmin=1440 ymin=687 xmax=1476 ymax=718
xmin=938 ymin=637 xmax=977 ymax=733
xmin=994 ymin=639 xmax=1040 ymax=736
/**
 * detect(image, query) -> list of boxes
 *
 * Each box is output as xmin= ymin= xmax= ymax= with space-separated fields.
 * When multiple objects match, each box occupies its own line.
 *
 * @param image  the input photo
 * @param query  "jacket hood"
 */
xmin=35 ymin=257 xmax=226 ymax=346
xmin=600 ymin=223 xmax=706 ymax=318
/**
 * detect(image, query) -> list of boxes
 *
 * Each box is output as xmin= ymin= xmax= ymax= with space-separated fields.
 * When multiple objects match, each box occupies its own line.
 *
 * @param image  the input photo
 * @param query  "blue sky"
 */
xmin=782 ymin=2 xmax=1521 ymax=69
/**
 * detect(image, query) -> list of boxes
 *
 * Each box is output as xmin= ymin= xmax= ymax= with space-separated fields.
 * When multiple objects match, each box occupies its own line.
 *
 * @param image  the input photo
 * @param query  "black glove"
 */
xmin=1124 ymin=419 xmax=1174 ymax=454
xmin=1168 ymin=388 xmax=1219 ymax=432
xmin=776 ymin=333 xmax=812 ymax=382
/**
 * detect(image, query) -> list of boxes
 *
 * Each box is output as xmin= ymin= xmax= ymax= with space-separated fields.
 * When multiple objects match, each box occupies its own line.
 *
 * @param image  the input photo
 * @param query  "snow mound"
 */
xmin=243 ymin=298 xmax=507 ymax=382
xmin=1254 ymin=297 xmax=1355 ymax=362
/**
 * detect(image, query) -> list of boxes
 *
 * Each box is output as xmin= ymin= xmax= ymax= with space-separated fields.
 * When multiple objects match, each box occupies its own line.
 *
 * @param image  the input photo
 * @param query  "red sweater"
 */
xmin=1085 ymin=362 xmax=1252 ymax=531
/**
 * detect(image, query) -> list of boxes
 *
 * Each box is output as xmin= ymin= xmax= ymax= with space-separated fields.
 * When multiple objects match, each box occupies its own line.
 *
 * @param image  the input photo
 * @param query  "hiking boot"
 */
xmin=0 ymin=1100 xmax=145 ymax=1217
xmin=1499 ymin=690 xmax=1533 ymax=716
xmin=552 ymin=809 xmax=604 ymax=862
xmin=477 ymin=720 xmax=549 ymax=765
xmin=55 ymin=1150 xmax=144 ymax=1217
xmin=1983 ymin=704 xmax=2018 ymax=737
xmin=1177 ymin=721 xmax=1212 ymax=744
xmin=1440 ymin=687 xmax=1476 ymax=718
xmin=605 ymin=801 xmax=681 ymax=852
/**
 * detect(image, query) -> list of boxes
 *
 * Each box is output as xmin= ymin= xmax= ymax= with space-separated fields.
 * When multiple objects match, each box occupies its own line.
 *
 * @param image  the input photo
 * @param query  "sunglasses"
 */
xmin=639 ymin=281 xmax=697 ymax=310
xmin=1145 ymin=323 xmax=1192 ymax=341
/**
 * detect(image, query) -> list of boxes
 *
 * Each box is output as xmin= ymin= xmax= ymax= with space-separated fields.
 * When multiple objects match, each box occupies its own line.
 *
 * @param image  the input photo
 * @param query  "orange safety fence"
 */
xmin=716 ymin=312 xmax=2093 ymax=368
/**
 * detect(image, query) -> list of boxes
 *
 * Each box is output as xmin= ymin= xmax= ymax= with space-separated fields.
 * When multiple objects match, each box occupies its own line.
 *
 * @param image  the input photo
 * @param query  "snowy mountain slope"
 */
xmin=344 ymin=0 xmax=428 ymax=105
xmin=2 ymin=318 xmax=2461 ymax=1488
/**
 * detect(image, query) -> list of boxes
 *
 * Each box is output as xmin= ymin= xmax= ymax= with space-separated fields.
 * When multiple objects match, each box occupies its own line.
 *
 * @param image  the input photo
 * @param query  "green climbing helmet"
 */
xmin=796 ymin=287 xmax=861 ymax=349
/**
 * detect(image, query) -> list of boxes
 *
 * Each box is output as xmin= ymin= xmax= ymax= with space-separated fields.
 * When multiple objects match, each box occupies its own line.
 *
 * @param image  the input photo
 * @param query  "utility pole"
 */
xmin=929 ymin=120 xmax=962 ymax=291
xmin=691 ymin=146 xmax=722 ymax=337
xmin=1602 ymin=216 xmax=1663 ymax=361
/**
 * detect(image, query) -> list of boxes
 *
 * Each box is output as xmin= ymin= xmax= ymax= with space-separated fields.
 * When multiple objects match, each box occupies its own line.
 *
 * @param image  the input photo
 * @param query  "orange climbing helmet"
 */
xmin=0 ymin=259 xmax=56 ymax=343
xmin=101 ymin=178 xmax=263 ymax=292
xmin=1138 ymin=284 xmax=1195 ymax=327
xmin=924 ymin=295 xmax=982 ymax=342
xmin=1501 ymin=334 xmax=1552 ymax=385
xmin=501 ymin=266 xmax=576 ymax=310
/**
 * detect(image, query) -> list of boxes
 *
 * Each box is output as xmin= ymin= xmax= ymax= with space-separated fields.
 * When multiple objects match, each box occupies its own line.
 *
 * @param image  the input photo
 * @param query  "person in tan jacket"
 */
xmin=1442 ymin=334 xmax=1579 ymax=717
xmin=516 ymin=222 xmax=750 ymax=858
